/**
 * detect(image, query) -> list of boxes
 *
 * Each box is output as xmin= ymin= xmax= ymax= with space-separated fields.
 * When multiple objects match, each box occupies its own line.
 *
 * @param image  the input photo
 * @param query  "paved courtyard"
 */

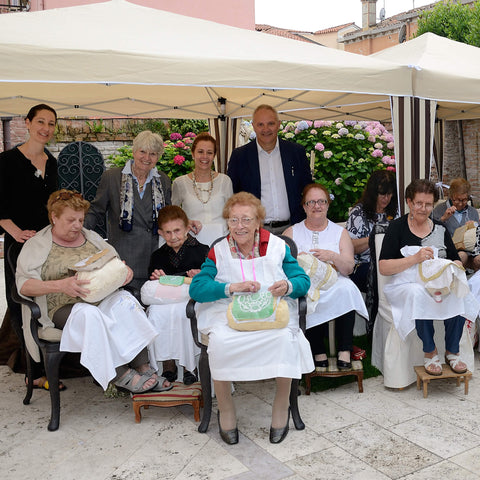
xmin=1 ymin=258 xmax=480 ymax=479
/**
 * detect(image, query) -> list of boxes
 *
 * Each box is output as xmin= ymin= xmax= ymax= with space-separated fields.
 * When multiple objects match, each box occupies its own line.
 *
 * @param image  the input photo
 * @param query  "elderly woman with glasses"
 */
xmin=433 ymin=178 xmax=480 ymax=271
xmin=379 ymin=179 xmax=478 ymax=376
xmin=283 ymin=183 xmax=367 ymax=372
xmin=190 ymin=192 xmax=313 ymax=445
xmin=16 ymin=189 xmax=171 ymax=394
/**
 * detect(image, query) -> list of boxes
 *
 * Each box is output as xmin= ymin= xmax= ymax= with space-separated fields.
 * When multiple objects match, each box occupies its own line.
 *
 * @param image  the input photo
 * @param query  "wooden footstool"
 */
xmin=304 ymin=358 xmax=364 ymax=395
xmin=414 ymin=364 xmax=472 ymax=398
xmin=132 ymin=381 xmax=203 ymax=423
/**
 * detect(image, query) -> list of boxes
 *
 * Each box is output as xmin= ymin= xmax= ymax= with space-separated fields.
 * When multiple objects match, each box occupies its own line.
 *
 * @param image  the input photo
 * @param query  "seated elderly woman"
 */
xmin=432 ymin=178 xmax=480 ymax=271
xmin=141 ymin=205 xmax=209 ymax=385
xmin=16 ymin=189 xmax=171 ymax=393
xmin=189 ymin=192 xmax=313 ymax=445
xmin=379 ymin=179 xmax=479 ymax=376
xmin=283 ymin=183 xmax=368 ymax=371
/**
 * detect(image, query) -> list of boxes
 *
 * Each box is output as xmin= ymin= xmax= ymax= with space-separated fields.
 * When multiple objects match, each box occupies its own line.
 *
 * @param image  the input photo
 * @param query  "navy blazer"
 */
xmin=227 ymin=139 xmax=312 ymax=224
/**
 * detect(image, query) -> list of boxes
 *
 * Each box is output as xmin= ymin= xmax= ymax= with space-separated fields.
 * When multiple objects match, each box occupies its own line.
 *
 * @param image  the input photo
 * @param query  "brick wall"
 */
xmin=443 ymin=119 xmax=480 ymax=206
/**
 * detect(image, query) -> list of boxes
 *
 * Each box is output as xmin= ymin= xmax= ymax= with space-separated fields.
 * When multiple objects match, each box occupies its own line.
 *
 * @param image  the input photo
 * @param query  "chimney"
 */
xmin=361 ymin=0 xmax=377 ymax=30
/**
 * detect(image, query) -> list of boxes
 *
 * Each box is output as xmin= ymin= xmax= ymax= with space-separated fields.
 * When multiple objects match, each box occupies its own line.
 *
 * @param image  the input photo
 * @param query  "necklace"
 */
xmin=192 ymin=170 xmax=214 ymax=204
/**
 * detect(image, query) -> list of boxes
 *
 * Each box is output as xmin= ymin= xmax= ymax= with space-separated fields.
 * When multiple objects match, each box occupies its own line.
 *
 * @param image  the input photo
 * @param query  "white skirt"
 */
xmin=306 ymin=275 xmax=368 ymax=330
xmin=59 ymin=290 xmax=158 ymax=390
xmin=147 ymin=302 xmax=200 ymax=372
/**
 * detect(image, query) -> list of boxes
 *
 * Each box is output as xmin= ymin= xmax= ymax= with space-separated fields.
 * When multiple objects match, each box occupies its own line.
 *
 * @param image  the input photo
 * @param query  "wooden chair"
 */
xmin=186 ymin=234 xmax=308 ymax=433
xmin=8 ymin=242 xmax=65 ymax=431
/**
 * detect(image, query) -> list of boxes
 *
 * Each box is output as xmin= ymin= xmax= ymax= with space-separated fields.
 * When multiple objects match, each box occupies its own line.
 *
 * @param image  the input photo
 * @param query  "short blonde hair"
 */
xmin=47 ymin=189 xmax=90 ymax=224
xmin=132 ymin=130 xmax=165 ymax=156
xmin=222 ymin=192 xmax=266 ymax=225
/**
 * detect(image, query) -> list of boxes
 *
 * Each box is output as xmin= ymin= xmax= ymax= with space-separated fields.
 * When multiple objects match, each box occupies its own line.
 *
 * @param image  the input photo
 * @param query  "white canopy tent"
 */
xmin=0 ymin=0 xmax=411 ymax=127
xmin=372 ymin=34 xmax=480 ymax=207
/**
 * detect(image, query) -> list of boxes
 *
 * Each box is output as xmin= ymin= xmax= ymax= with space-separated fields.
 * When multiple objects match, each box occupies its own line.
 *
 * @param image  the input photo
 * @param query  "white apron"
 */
xmin=196 ymin=235 xmax=314 ymax=381
xmin=384 ymin=262 xmax=480 ymax=342
xmin=292 ymin=221 xmax=368 ymax=329
xmin=59 ymin=290 xmax=158 ymax=390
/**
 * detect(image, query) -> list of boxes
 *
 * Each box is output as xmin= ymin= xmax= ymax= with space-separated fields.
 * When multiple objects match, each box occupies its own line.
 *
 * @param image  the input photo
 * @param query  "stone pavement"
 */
xmin=1 ymin=259 xmax=480 ymax=479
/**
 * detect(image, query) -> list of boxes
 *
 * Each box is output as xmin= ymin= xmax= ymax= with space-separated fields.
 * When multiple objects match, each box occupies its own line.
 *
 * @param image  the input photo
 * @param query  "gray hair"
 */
xmin=132 ymin=130 xmax=165 ymax=156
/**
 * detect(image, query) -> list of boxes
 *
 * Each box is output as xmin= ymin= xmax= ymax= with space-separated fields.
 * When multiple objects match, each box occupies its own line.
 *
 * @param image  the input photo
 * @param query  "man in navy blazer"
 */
xmin=227 ymin=104 xmax=312 ymax=231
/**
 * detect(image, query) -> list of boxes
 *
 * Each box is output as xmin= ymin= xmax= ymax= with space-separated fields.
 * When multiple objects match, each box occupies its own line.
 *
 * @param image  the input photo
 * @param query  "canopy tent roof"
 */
xmin=0 ymin=0 xmax=411 ymax=122
xmin=372 ymin=33 xmax=480 ymax=120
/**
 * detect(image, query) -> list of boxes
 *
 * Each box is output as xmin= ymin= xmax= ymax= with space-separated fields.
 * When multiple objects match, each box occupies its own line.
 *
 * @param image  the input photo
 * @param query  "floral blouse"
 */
xmin=346 ymin=203 xmax=393 ymax=265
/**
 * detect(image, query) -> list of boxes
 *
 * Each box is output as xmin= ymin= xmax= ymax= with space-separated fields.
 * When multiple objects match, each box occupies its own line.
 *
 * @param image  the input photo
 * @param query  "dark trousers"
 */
xmin=306 ymin=310 xmax=355 ymax=355
xmin=349 ymin=262 xmax=369 ymax=293
xmin=415 ymin=315 xmax=465 ymax=354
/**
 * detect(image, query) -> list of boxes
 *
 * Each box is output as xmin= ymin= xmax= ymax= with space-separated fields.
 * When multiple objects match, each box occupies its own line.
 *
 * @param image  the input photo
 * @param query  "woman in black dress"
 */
xmin=0 ymin=104 xmax=62 ymax=389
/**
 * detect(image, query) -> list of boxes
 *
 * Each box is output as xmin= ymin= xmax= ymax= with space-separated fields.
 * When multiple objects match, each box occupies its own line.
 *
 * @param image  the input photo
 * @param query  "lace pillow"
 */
xmin=141 ymin=276 xmax=191 ymax=305
xmin=227 ymin=291 xmax=289 ymax=331
xmin=297 ymin=253 xmax=338 ymax=302
xmin=72 ymin=250 xmax=128 ymax=303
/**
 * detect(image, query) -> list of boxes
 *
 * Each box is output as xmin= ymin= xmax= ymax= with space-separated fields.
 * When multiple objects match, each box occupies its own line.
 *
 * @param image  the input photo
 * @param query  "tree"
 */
xmin=416 ymin=0 xmax=480 ymax=47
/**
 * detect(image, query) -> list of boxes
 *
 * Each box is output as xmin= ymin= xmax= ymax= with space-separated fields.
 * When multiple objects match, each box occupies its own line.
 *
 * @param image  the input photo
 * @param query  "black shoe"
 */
xmin=217 ymin=411 xmax=238 ymax=445
xmin=270 ymin=408 xmax=290 ymax=444
xmin=337 ymin=359 xmax=352 ymax=371
xmin=183 ymin=370 xmax=197 ymax=386
xmin=161 ymin=366 xmax=178 ymax=383
xmin=314 ymin=358 xmax=328 ymax=369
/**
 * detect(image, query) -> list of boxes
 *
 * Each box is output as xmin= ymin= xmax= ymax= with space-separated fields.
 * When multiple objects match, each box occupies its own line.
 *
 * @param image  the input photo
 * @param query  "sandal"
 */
xmin=25 ymin=376 xmax=67 ymax=392
xmin=114 ymin=369 xmax=158 ymax=394
xmin=151 ymin=375 xmax=174 ymax=392
xmin=445 ymin=354 xmax=467 ymax=374
xmin=424 ymin=355 xmax=442 ymax=376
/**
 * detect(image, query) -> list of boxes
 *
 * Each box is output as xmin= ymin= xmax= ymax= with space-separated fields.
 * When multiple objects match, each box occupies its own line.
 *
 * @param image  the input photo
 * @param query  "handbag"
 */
xmin=227 ymin=291 xmax=289 ymax=331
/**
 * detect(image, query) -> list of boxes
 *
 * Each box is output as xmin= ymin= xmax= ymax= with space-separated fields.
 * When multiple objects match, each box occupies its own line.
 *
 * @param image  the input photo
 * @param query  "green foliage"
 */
xmin=168 ymin=118 xmax=209 ymax=136
xmin=416 ymin=0 xmax=480 ymax=47
xmin=85 ymin=119 xmax=105 ymax=133
xmin=277 ymin=120 xmax=395 ymax=222
xmin=127 ymin=119 xmax=169 ymax=139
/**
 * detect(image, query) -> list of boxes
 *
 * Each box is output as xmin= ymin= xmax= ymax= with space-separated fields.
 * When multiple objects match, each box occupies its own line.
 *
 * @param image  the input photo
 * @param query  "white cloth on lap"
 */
xmin=59 ymin=290 xmax=158 ymax=390
xmin=384 ymin=256 xmax=479 ymax=341
xmin=146 ymin=302 xmax=200 ymax=372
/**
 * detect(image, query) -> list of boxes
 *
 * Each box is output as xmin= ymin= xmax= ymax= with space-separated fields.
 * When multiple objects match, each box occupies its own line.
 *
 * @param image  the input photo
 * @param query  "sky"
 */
xmin=255 ymin=0 xmax=437 ymax=31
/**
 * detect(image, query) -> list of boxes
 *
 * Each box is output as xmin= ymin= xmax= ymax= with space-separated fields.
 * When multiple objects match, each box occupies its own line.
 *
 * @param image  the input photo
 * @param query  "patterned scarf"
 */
xmin=119 ymin=171 xmax=165 ymax=234
xmin=228 ymin=230 xmax=260 ymax=259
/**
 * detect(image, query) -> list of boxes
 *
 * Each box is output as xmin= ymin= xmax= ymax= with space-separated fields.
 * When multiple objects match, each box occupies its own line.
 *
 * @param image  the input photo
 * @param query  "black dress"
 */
xmin=0 ymin=146 xmax=57 ymax=369
xmin=148 ymin=234 xmax=209 ymax=276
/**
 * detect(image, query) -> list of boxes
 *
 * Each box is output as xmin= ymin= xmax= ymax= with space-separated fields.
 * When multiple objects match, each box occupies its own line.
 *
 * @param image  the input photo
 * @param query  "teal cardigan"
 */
xmin=189 ymin=242 xmax=310 ymax=303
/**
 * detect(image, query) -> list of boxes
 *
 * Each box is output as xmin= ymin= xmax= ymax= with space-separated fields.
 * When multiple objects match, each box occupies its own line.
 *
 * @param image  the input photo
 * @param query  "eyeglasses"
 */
xmin=52 ymin=191 xmax=83 ymax=204
xmin=227 ymin=217 xmax=255 ymax=226
xmin=305 ymin=199 xmax=328 ymax=208
xmin=412 ymin=201 xmax=434 ymax=211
